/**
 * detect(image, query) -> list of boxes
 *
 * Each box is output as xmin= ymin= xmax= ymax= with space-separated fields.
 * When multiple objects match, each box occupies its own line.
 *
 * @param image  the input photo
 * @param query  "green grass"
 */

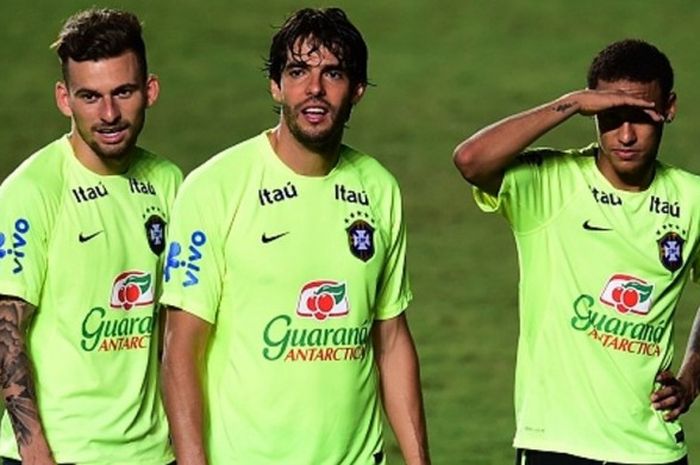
xmin=3 ymin=1 xmax=700 ymax=463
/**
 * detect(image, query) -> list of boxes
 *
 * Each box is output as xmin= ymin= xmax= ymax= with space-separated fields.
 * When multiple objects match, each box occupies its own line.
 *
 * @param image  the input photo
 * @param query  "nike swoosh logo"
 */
xmin=582 ymin=220 xmax=612 ymax=232
xmin=261 ymin=232 xmax=289 ymax=243
xmin=78 ymin=230 xmax=104 ymax=243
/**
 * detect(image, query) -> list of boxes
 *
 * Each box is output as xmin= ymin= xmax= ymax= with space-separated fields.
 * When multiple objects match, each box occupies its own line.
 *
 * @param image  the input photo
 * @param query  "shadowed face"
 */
xmin=594 ymin=79 xmax=676 ymax=189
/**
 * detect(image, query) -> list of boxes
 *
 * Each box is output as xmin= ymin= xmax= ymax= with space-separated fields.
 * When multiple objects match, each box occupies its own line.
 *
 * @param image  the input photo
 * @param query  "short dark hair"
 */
xmin=587 ymin=39 xmax=674 ymax=99
xmin=265 ymin=8 xmax=368 ymax=87
xmin=51 ymin=8 xmax=148 ymax=83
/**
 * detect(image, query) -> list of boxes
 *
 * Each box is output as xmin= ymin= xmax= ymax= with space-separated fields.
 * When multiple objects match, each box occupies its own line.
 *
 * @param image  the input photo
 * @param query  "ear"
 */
xmin=270 ymin=79 xmax=282 ymax=103
xmin=55 ymin=81 xmax=72 ymax=117
xmin=664 ymin=91 xmax=677 ymax=123
xmin=145 ymin=74 xmax=160 ymax=107
xmin=351 ymin=83 xmax=366 ymax=105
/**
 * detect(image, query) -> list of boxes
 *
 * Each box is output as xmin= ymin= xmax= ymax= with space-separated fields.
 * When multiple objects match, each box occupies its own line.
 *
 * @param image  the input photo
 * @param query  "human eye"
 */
xmin=114 ymin=87 xmax=134 ymax=99
xmin=287 ymin=66 xmax=306 ymax=78
xmin=325 ymin=69 xmax=345 ymax=80
xmin=78 ymin=91 xmax=100 ymax=103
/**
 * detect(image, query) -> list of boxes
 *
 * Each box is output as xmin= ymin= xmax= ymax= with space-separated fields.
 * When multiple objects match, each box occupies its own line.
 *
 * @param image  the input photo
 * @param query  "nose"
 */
xmin=618 ymin=122 xmax=637 ymax=146
xmin=100 ymin=96 xmax=121 ymax=124
xmin=305 ymin=69 xmax=325 ymax=98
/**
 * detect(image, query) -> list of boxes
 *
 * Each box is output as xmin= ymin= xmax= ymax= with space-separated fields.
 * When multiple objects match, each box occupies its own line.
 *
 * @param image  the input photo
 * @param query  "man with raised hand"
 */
xmin=0 ymin=8 xmax=180 ymax=465
xmin=160 ymin=7 xmax=430 ymax=465
xmin=454 ymin=39 xmax=699 ymax=465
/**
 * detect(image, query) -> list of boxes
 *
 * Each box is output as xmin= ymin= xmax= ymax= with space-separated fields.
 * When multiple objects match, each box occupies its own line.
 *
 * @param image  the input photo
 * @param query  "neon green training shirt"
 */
xmin=0 ymin=136 xmax=181 ymax=464
xmin=160 ymin=131 xmax=412 ymax=465
xmin=474 ymin=145 xmax=700 ymax=463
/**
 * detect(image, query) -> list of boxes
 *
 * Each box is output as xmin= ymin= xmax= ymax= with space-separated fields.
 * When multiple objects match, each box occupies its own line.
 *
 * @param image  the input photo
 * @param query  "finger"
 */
xmin=642 ymin=108 xmax=665 ymax=123
xmin=664 ymin=406 xmax=685 ymax=422
xmin=651 ymin=386 xmax=676 ymax=402
xmin=656 ymin=370 xmax=677 ymax=384
xmin=652 ymin=394 xmax=680 ymax=410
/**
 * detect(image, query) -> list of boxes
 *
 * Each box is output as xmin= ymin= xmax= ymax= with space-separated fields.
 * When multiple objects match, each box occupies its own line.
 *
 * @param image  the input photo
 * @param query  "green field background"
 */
xmin=2 ymin=1 xmax=700 ymax=463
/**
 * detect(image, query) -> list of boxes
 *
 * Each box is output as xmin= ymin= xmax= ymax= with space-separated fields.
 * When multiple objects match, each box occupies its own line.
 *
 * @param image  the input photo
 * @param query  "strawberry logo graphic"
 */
xmin=599 ymin=274 xmax=654 ymax=315
xmin=297 ymin=280 xmax=349 ymax=320
xmin=110 ymin=271 xmax=154 ymax=310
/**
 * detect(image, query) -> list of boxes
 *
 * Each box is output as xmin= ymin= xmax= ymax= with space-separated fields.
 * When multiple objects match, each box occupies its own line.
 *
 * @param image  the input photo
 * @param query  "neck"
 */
xmin=595 ymin=155 xmax=656 ymax=192
xmin=68 ymin=131 xmax=132 ymax=175
xmin=268 ymin=124 xmax=342 ymax=176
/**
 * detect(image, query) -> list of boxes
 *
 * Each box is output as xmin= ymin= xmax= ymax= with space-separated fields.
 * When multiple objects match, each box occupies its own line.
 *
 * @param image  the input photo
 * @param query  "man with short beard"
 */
xmin=160 ymin=7 xmax=430 ymax=465
xmin=0 ymin=8 xmax=180 ymax=465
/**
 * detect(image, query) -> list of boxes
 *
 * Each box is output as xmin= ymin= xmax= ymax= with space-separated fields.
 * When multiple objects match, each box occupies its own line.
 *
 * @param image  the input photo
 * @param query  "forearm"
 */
xmin=453 ymin=92 xmax=581 ymax=194
xmin=161 ymin=308 xmax=209 ymax=465
xmin=678 ymin=308 xmax=700 ymax=401
xmin=0 ymin=297 xmax=54 ymax=464
xmin=375 ymin=317 xmax=430 ymax=465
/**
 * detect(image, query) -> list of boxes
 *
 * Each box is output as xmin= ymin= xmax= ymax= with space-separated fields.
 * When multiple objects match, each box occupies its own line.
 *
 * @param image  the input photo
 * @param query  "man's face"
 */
xmin=594 ymin=79 xmax=676 ymax=187
xmin=270 ymin=38 xmax=365 ymax=147
xmin=55 ymin=51 xmax=158 ymax=163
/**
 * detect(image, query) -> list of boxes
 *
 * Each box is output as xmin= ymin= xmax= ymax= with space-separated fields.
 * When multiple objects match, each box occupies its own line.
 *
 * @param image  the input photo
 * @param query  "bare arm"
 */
xmin=373 ymin=313 xmax=430 ymax=465
xmin=452 ymin=89 xmax=661 ymax=196
xmin=651 ymin=307 xmax=700 ymax=421
xmin=0 ymin=296 xmax=54 ymax=465
xmin=161 ymin=307 xmax=211 ymax=465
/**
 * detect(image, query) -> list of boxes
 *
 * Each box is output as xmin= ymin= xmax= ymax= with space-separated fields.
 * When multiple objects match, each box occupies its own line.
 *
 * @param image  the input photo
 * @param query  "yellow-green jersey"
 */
xmin=474 ymin=145 xmax=700 ymax=463
xmin=160 ymin=131 xmax=411 ymax=465
xmin=0 ymin=136 xmax=181 ymax=464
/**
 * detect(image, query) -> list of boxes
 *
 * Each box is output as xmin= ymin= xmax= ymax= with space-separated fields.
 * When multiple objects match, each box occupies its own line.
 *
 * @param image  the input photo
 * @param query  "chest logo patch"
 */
xmin=656 ymin=224 xmax=686 ymax=272
xmin=110 ymin=271 xmax=154 ymax=310
xmin=297 ymin=280 xmax=349 ymax=321
xmin=143 ymin=206 xmax=167 ymax=256
xmin=345 ymin=211 xmax=375 ymax=262
xmin=599 ymin=274 xmax=654 ymax=315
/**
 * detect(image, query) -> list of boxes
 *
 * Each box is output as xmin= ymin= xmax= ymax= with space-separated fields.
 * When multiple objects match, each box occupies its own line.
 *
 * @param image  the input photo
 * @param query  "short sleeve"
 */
xmin=374 ymin=183 xmax=412 ymax=320
xmin=0 ymin=175 xmax=52 ymax=306
xmin=160 ymin=172 xmax=227 ymax=324
xmin=473 ymin=148 xmax=573 ymax=233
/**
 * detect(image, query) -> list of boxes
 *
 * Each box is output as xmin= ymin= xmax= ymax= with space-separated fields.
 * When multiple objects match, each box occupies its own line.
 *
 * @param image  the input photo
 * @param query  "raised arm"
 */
xmin=373 ymin=313 xmax=430 ymax=465
xmin=0 ymin=296 xmax=55 ymax=465
xmin=452 ymin=89 xmax=661 ymax=196
xmin=651 ymin=306 xmax=700 ymax=421
xmin=161 ymin=307 xmax=211 ymax=465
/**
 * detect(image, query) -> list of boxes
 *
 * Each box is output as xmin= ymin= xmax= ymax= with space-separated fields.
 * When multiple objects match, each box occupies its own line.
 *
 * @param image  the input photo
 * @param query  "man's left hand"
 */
xmin=651 ymin=370 xmax=696 ymax=421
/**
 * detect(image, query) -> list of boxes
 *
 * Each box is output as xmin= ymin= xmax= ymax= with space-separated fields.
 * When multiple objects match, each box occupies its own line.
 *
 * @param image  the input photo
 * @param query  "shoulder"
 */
xmin=182 ymin=134 xmax=264 ymax=192
xmin=340 ymin=144 xmax=401 ymax=192
xmin=0 ymin=138 xmax=68 ymax=201
xmin=515 ymin=144 xmax=596 ymax=169
xmin=657 ymin=161 xmax=700 ymax=194
xmin=131 ymin=147 xmax=183 ymax=185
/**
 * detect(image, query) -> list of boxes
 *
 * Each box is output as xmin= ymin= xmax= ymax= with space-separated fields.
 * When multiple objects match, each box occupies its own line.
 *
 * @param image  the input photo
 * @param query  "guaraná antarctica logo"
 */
xmin=262 ymin=279 xmax=369 ymax=362
xmin=80 ymin=270 xmax=156 ymax=352
xmin=570 ymin=274 xmax=665 ymax=357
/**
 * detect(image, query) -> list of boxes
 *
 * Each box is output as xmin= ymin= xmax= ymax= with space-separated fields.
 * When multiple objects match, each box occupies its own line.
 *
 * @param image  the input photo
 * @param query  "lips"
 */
xmin=612 ymin=149 xmax=640 ymax=161
xmin=95 ymin=125 xmax=129 ymax=144
xmin=300 ymin=106 xmax=329 ymax=124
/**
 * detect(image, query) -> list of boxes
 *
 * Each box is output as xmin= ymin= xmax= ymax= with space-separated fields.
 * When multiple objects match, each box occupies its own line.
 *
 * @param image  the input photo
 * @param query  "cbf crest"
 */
xmin=143 ymin=206 xmax=167 ymax=256
xmin=656 ymin=224 xmax=685 ymax=272
xmin=345 ymin=211 xmax=375 ymax=262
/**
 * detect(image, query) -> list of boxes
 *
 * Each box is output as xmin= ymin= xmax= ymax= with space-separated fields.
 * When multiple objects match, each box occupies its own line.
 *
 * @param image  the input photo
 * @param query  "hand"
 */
xmin=651 ymin=370 xmax=696 ymax=421
xmin=565 ymin=89 xmax=665 ymax=122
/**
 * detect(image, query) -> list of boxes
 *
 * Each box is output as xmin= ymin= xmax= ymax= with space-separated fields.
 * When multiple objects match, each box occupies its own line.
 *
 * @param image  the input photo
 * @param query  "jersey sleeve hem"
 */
xmin=0 ymin=282 xmax=39 ymax=307
xmin=374 ymin=291 xmax=412 ymax=321
xmin=159 ymin=295 xmax=216 ymax=325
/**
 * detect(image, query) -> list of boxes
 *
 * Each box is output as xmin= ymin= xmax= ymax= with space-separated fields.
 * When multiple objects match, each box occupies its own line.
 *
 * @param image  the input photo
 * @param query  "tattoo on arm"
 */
xmin=553 ymin=102 xmax=575 ymax=113
xmin=0 ymin=297 xmax=40 ymax=448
